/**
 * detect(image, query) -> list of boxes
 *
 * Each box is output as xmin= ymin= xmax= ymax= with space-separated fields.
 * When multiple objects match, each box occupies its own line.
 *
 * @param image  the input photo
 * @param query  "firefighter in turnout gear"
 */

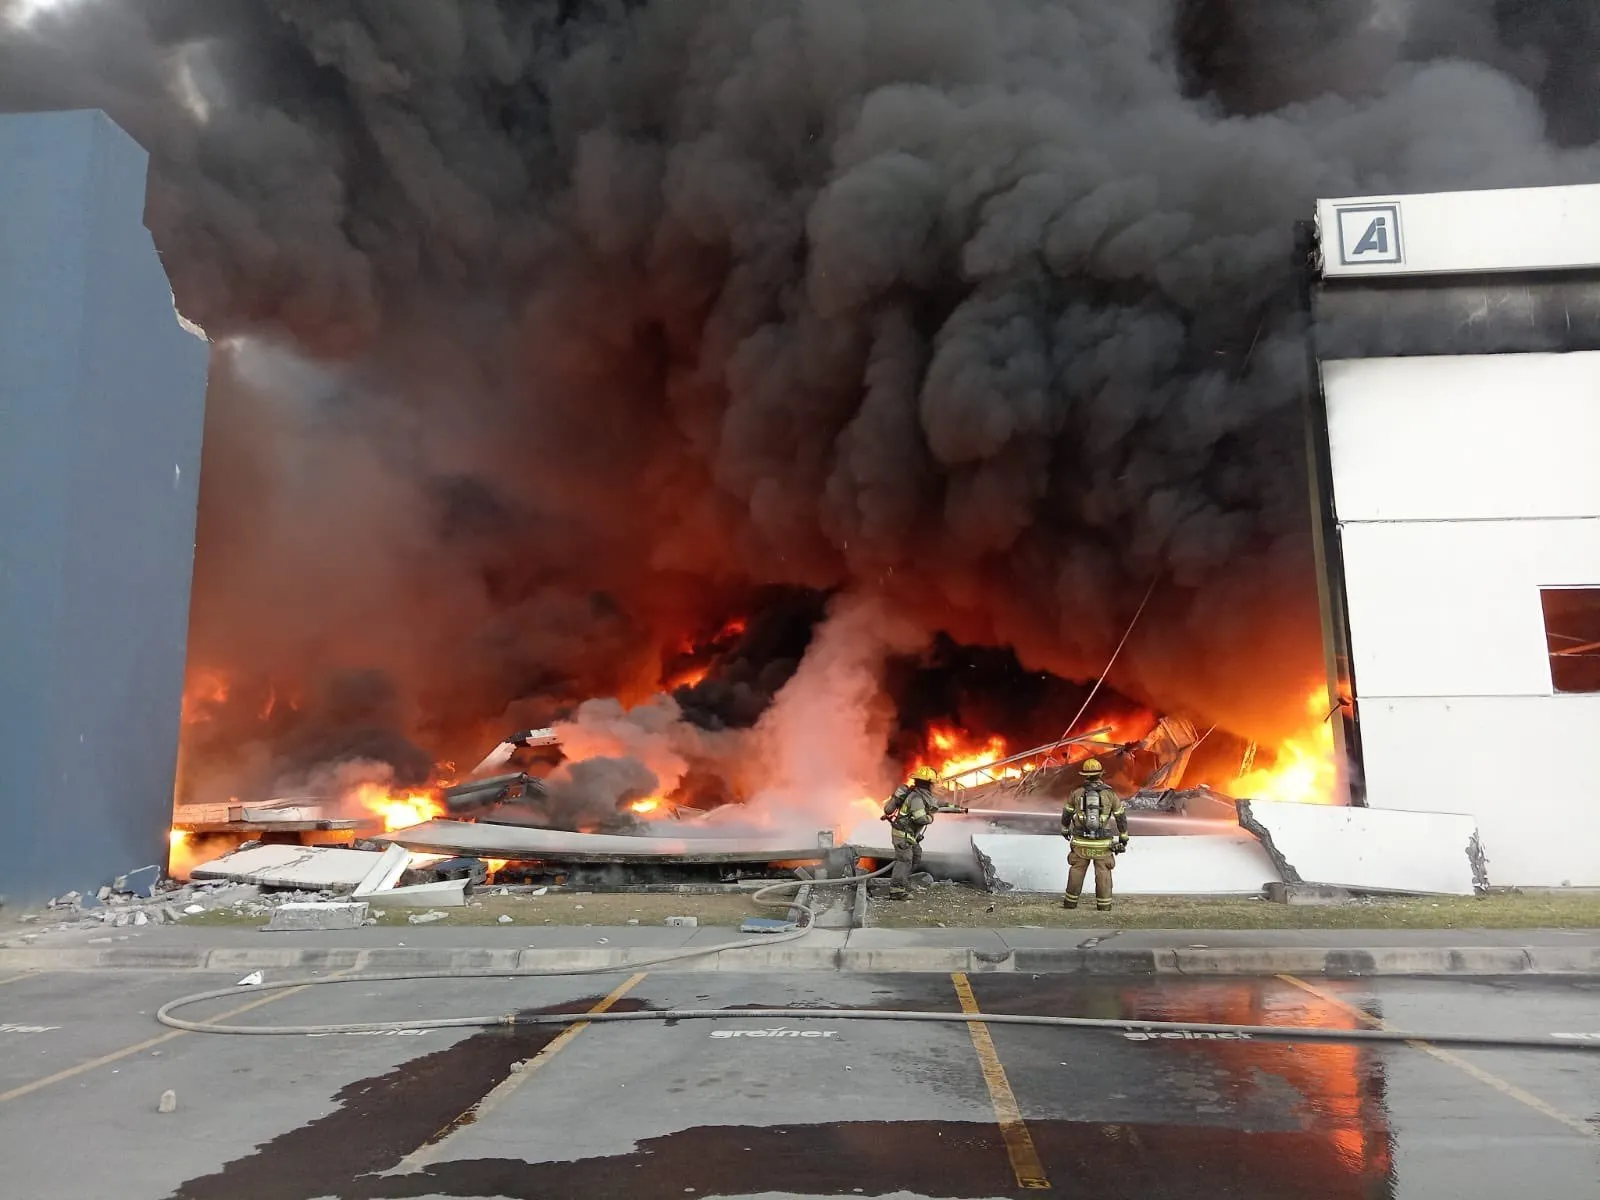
xmin=1061 ymin=758 xmax=1129 ymax=912
xmin=882 ymin=765 xmax=967 ymax=900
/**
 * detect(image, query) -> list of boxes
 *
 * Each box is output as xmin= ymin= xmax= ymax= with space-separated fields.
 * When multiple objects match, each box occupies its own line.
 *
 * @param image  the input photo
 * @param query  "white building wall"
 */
xmin=1321 ymin=353 xmax=1600 ymax=886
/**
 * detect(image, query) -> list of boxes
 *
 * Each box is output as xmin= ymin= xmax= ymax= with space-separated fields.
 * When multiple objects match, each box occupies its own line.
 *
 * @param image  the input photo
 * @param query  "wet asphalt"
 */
xmin=1 ymin=968 xmax=1598 ymax=1199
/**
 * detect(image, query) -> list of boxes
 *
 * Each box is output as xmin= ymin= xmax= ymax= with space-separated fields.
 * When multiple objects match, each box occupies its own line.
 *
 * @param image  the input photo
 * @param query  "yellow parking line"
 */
xmin=397 ymin=971 xmax=649 ymax=1172
xmin=1278 ymin=974 xmax=1595 ymax=1139
xmin=0 ymin=976 xmax=340 ymax=1105
xmin=0 ymin=971 xmax=40 ymax=988
xmin=952 ymin=972 xmax=1050 ymax=1190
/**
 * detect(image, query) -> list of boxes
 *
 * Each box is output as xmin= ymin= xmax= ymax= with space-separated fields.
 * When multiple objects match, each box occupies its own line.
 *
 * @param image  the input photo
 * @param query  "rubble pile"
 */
xmin=29 ymin=877 xmax=368 ymax=932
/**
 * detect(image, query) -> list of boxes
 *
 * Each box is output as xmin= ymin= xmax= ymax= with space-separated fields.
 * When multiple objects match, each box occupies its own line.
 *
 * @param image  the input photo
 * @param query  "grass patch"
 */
xmin=167 ymin=885 xmax=1600 ymax=931
xmin=868 ymin=886 xmax=1600 ymax=929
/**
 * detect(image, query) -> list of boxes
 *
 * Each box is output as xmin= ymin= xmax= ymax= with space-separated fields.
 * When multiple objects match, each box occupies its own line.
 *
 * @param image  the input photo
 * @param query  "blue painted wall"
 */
xmin=0 ymin=110 xmax=209 ymax=903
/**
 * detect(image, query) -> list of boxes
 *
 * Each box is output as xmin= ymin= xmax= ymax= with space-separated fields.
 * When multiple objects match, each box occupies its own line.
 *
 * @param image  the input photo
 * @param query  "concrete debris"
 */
xmin=665 ymin=916 xmax=698 ymax=927
xmin=172 ymin=799 xmax=358 ymax=836
xmin=497 ymin=914 xmax=513 ymax=924
xmin=407 ymin=910 xmax=449 ymax=925
xmin=741 ymin=917 xmax=797 ymax=934
xmin=381 ymin=820 xmax=831 ymax=866
xmin=972 ymin=833 xmax=1281 ymax=896
xmin=1264 ymin=883 xmax=1353 ymax=905
xmin=1237 ymin=799 xmax=1482 ymax=896
xmin=263 ymin=902 xmax=370 ymax=932
xmin=158 ymin=1090 xmax=177 ymax=1114
xmin=352 ymin=844 xmax=410 ymax=899
xmin=183 ymin=904 xmax=205 ymax=915
xmin=361 ymin=878 xmax=469 ymax=910
xmin=112 ymin=865 xmax=161 ymax=898
xmin=529 ymin=886 xmax=549 ymax=897
xmin=236 ymin=971 xmax=264 ymax=986
xmin=96 ymin=886 xmax=111 ymax=901
xmin=190 ymin=845 xmax=386 ymax=892
xmin=131 ymin=911 xmax=148 ymax=926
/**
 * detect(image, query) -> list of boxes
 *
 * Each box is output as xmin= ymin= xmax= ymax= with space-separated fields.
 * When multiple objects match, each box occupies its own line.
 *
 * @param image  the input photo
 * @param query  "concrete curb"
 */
xmin=3 ymin=942 xmax=1598 ymax=977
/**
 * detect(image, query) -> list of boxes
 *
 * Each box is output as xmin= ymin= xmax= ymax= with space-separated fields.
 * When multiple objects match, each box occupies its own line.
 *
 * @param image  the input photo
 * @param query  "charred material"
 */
xmin=441 ymin=772 xmax=546 ymax=815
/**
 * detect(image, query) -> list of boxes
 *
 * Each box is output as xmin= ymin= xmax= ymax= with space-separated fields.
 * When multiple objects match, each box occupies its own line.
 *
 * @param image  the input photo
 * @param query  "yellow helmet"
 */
xmin=1080 ymin=758 xmax=1104 ymax=777
xmin=911 ymin=765 xmax=938 ymax=784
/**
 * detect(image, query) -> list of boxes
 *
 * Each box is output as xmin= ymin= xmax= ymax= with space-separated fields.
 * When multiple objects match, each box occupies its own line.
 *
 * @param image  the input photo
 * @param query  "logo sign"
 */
xmin=1122 ymin=1030 xmax=1253 ymax=1042
xmin=1334 ymin=203 xmax=1403 ymax=266
xmin=709 ymin=1028 xmax=837 ymax=1039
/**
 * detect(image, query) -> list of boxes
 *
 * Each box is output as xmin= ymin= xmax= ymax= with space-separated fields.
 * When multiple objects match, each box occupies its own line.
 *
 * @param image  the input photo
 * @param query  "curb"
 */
xmin=3 ymin=943 xmax=1598 ymax=977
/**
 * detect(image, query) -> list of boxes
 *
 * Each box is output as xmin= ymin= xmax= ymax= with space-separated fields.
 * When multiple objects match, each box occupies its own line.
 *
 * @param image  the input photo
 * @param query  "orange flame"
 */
xmin=909 ymin=724 xmax=1018 ymax=785
xmin=1230 ymin=687 xmax=1340 ymax=805
xmin=665 ymin=665 xmax=708 ymax=691
xmin=630 ymin=796 xmax=663 ymax=815
xmin=352 ymin=783 xmax=445 ymax=832
xmin=182 ymin=670 xmax=230 ymax=724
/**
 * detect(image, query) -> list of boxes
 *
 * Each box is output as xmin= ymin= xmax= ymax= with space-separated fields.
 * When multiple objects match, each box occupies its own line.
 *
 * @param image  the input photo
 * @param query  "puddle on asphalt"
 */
xmin=178 ymin=1117 xmax=1395 ymax=1200
xmin=168 ymin=978 xmax=1401 ymax=1200
xmin=165 ymin=993 xmax=653 ymax=1200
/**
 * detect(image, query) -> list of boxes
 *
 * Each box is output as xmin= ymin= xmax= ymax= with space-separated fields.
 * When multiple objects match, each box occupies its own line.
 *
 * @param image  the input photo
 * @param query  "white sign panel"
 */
xmin=1317 ymin=182 xmax=1600 ymax=278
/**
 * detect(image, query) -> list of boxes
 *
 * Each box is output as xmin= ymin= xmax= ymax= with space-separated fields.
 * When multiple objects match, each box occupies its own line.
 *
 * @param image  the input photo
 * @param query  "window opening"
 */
xmin=1540 ymin=588 xmax=1600 ymax=694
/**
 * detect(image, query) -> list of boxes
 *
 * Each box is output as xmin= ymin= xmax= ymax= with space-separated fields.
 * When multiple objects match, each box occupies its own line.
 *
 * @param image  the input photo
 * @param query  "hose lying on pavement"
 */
xmin=157 ymin=867 xmax=1600 ymax=1052
xmin=157 ymin=867 xmax=886 ymax=1033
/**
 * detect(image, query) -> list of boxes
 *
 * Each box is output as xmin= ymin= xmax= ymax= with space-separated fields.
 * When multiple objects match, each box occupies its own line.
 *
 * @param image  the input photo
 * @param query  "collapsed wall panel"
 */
xmin=383 ymin=820 xmax=831 ymax=864
xmin=190 ymin=845 xmax=385 ymax=892
xmin=972 ymin=834 xmax=1280 ymax=896
xmin=1238 ymin=799 xmax=1484 ymax=895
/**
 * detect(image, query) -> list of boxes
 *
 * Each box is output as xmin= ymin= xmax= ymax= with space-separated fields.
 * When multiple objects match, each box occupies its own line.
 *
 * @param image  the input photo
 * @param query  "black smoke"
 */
xmin=6 ymin=1 xmax=1600 ymax=803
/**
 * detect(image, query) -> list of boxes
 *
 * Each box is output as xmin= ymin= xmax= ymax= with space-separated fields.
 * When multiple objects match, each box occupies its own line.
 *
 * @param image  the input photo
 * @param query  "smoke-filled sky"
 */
xmin=5 ymin=0 xmax=1600 ymax=803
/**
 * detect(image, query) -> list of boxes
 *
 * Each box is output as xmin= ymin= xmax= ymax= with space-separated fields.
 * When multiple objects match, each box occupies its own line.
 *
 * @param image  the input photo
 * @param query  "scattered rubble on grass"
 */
xmin=264 ymin=901 xmax=370 ymax=932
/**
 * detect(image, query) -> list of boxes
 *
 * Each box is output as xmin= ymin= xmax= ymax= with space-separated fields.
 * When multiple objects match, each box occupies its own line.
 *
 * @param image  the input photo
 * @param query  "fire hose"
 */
xmin=155 ymin=869 xmax=1600 ymax=1053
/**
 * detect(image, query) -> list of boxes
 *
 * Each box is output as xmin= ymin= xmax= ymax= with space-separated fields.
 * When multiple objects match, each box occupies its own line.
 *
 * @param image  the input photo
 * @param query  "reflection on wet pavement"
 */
xmin=158 ymin=974 xmax=1600 ymax=1200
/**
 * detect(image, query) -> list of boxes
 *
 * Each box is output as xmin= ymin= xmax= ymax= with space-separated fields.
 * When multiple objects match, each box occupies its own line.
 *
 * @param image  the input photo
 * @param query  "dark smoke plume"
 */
xmin=6 ymin=1 xmax=1600 ymax=807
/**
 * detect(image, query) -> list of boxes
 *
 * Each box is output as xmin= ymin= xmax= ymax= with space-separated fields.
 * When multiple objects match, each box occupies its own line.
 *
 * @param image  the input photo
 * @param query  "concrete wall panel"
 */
xmin=1358 ymin=694 xmax=1600 ymax=887
xmin=1340 ymin=518 xmax=1600 ymax=698
xmin=1323 ymin=354 xmax=1600 ymax=523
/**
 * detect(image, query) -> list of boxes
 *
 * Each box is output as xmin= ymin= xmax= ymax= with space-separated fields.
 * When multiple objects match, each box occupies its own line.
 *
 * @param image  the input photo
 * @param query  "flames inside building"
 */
xmin=173 ymin=582 xmax=1344 ymax=880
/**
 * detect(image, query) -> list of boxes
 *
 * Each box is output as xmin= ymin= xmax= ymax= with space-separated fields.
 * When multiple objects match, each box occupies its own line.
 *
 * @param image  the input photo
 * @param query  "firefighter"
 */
xmin=1061 ymin=758 xmax=1129 ymax=912
xmin=881 ymin=766 xmax=967 ymax=900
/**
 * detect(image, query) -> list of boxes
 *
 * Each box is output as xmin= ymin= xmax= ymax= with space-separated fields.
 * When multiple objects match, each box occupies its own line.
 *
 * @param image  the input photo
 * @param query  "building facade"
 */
xmin=1308 ymin=183 xmax=1600 ymax=887
xmin=0 ymin=110 xmax=208 ymax=901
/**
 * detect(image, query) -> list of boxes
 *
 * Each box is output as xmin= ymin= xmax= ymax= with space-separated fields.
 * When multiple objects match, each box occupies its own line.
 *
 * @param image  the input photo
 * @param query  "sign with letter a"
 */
xmin=1335 ymin=203 xmax=1403 ymax=266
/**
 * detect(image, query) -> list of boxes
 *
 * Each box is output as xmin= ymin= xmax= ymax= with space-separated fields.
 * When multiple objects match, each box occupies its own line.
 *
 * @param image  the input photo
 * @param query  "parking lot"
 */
xmin=3 ymin=968 xmax=1599 ymax=1199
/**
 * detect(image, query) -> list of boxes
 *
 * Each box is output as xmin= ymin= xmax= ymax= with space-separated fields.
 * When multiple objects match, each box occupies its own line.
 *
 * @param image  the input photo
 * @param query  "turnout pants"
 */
xmin=890 ymin=833 xmax=923 ymax=896
xmin=1064 ymin=846 xmax=1115 ymax=911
